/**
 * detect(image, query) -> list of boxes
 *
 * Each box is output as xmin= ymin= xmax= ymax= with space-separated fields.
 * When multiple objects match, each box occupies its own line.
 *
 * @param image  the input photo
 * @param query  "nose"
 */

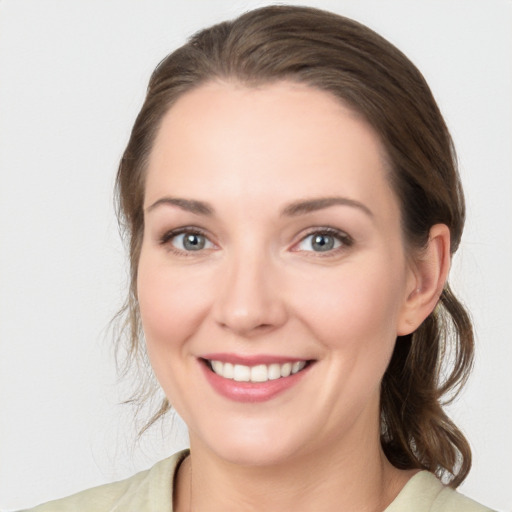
xmin=212 ymin=250 xmax=288 ymax=337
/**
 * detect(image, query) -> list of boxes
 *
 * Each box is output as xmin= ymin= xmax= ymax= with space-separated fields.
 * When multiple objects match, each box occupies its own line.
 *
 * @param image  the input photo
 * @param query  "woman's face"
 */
xmin=138 ymin=81 xmax=418 ymax=465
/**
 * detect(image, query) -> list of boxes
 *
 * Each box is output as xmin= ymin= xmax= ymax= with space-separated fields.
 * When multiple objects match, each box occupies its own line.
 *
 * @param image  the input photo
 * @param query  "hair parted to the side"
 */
xmin=115 ymin=5 xmax=474 ymax=487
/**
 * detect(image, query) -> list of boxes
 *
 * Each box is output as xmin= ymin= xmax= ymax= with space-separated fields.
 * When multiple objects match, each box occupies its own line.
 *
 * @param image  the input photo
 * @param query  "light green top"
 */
xmin=22 ymin=449 xmax=494 ymax=512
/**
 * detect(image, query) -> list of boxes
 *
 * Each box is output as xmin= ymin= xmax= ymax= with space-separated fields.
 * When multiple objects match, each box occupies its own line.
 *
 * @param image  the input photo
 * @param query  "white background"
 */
xmin=0 ymin=1 xmax=511 ymax=510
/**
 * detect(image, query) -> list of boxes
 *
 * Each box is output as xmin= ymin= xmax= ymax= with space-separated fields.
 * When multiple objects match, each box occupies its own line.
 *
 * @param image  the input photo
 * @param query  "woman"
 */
xmin=24 ymin=5 xmax=494 ymax=511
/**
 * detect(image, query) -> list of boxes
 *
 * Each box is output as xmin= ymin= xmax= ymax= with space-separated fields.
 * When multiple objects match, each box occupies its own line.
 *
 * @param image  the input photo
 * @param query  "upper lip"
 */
xmin=200 ymin=353 xmax=311 ymax=365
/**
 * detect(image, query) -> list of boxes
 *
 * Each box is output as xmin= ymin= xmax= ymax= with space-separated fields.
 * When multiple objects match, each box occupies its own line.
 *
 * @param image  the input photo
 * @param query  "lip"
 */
xmin=198 ymin=354 xmax=313 ymax=403
xmin=201 ymin=352 xmax=309 ymax=365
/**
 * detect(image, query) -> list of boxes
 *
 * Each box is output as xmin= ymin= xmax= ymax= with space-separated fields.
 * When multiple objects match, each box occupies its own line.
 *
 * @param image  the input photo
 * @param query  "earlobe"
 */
xmin=397 ymin=224 xmax=451 ymax=336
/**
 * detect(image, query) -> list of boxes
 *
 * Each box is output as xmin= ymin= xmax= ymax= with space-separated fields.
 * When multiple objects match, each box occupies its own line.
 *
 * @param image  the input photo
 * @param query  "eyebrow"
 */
xmin=146 ymin=197 xmax=214 ymax=216
xmin=146 ymin=195 xmax=373 ymax=218
xmin=281 ymin=197 xmax=374 ymax=218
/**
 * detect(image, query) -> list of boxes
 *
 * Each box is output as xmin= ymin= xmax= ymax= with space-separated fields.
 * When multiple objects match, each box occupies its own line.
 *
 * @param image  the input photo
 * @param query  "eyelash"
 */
xmin=159 ymin=227 xmax=213 ymax=256
xmin=293 ymin=227 xmax=353 ymax=256
xmin=158 ymin=226 xmax=353 ymax=256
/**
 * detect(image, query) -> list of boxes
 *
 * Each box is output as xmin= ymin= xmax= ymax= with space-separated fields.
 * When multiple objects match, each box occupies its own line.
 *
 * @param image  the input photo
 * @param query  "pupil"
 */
xmin=312 ymin=234 xmax=334 ymax=251
xmin=183 ymin=234 xmax=205 ymax=251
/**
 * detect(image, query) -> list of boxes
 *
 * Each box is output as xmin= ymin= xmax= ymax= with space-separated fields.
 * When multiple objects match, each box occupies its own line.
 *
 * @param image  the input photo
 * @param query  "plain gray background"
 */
xmin=0 ymin=1 xmax=511 ymax=510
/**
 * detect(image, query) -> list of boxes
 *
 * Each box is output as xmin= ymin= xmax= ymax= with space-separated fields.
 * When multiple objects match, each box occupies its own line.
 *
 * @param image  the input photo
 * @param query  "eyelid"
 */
xmin=159 ymin=226 xmax=206 ymax=243
xmin=157 ymin=225 xmax=352 ymax=256
xmin=291 ymin=227 xmax=354 ymax=254
xmin=159 ymin=226 xmax=217 ymax=254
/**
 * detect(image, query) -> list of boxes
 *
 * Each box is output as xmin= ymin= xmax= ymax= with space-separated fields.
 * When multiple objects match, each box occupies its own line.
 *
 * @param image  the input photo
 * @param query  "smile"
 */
xmin=199 ymin=356 xmax=314 ymax=402
xmin=207 ymin=360 xmax=307 ymax=383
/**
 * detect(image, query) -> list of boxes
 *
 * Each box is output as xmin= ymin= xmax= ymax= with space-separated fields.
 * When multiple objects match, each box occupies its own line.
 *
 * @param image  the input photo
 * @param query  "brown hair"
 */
xmin=115 ymin=5 xmax=474 ymax=487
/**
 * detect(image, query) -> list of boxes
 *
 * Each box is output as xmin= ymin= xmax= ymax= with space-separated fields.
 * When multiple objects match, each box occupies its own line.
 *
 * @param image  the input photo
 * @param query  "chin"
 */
xmin=215 ymin=440 xmax=299 ymax=467
xmin=191 ymin=416 xmax=312 ymax=467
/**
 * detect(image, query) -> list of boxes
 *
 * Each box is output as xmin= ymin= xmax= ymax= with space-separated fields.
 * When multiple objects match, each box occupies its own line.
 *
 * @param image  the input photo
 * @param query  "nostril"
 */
xmin=218 ymin=321 xmax=273 ymax=334
xmin=255 ymin=323 xmax=274 ymax=331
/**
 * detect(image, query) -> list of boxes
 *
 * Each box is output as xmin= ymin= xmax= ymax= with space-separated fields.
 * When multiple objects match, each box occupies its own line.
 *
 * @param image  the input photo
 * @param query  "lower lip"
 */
xmin=200 ymin=361 xmax=312 ymax=403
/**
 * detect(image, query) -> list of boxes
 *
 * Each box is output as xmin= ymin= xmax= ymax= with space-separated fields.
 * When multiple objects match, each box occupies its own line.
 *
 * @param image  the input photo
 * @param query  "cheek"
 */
xmin=291 ymin=259 xmax=407 ymax=353
xmin=291 ymin=260 xmax=408 ymax=417
xmin=136 ymin=253 xmax=210 ymax=352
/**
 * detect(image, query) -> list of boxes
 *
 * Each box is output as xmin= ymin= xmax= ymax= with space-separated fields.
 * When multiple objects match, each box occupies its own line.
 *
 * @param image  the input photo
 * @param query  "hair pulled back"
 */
xmin=116 ymin=5 xmax=474 ymax=487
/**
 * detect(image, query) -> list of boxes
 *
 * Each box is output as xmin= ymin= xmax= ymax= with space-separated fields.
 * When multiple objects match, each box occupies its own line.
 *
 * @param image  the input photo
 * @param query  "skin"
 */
xmin=137 ymin=81 xmax=450 ymax=511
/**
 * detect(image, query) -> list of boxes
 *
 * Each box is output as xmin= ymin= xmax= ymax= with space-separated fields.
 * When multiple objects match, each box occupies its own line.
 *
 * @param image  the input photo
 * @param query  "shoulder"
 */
xmin=386 ymin=471 xmax=495 ymax=512
xmin=20 ymin=450 xmax=189 ymax=512
xmin=433 ymin=483 xmax=495 ymax=512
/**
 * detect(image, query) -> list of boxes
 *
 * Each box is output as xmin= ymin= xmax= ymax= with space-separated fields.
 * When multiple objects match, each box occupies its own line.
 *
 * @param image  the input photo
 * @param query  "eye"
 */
xmin=295 ymin=229 xmax=352 ymax=253
xmin=160 ymin=229 xmax=215 ymax=253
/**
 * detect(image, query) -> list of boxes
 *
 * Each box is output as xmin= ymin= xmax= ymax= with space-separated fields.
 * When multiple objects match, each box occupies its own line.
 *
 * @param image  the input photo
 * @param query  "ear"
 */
xmin=397 ymin=224 xmax=451 ymax=336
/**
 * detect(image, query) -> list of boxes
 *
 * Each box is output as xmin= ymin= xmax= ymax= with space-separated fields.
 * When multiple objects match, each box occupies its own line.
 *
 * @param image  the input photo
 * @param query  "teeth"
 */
xmin=292 ymin=361 xmax=306 ymax=374
xmin=208 ymin=360 xmax=308 ymax=382
xmin=251 ymin=364 xmax=268 ymax=382
xmin=280 ymin=362 xmax=292 ymax=377
xmin=268 ymin=363 xmax=281 ymax=380
xmin=223 ymin=362 xmax=234 ymax=379
xmin=211 ymin=360 xmax=223 ymax=374
xmin=233 ymin=364 xmax=250 ymax=382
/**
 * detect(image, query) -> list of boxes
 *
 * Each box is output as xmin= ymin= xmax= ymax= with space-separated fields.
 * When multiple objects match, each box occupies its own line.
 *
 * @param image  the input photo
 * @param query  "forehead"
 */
xmin=145 ymin=81 xmax=397 ymax=219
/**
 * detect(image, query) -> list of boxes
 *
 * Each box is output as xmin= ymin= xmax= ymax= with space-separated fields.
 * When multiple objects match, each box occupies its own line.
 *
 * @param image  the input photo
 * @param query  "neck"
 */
xmin=174 ymin=423 xmax=415 ymax=512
